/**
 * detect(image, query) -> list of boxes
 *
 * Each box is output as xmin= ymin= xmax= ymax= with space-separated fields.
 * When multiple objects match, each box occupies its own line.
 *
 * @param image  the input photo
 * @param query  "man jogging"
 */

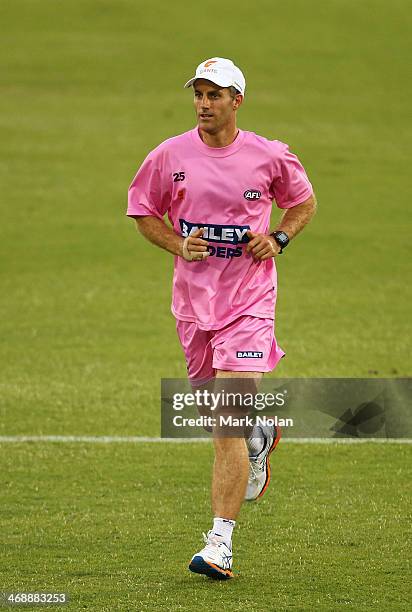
xmin=127 ymin=57 xmax=316 ymax=579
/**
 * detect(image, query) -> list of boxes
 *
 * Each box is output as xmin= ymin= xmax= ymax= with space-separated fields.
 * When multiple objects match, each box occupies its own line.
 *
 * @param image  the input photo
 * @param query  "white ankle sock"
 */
xmin=247 ymin=425 xmax=265 ymax=456
xmin=212 ymin=517 xmax=236 ymax=548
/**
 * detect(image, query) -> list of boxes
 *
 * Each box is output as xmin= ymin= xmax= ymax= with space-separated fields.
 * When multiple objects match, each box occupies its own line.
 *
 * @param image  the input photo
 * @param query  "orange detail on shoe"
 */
xmin=257 ymin=425 xmax=282 ymax=498
xmin=205 ymin=560 xmax=234 ymax=577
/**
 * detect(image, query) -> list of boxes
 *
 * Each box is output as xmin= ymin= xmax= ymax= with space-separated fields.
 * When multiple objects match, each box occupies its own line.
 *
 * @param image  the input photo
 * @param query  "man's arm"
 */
xmin=133 ymin=216 xmax=209 ymax=261
xmin=247 ymin=193 xmax=317 ymax=261
xmin=275 ymin=193 xmax=317 ymax=239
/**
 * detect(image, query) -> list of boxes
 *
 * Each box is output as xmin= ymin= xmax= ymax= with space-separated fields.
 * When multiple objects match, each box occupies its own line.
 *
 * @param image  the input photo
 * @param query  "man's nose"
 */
xmin=201 ymin=95 xmax=210 ymax=107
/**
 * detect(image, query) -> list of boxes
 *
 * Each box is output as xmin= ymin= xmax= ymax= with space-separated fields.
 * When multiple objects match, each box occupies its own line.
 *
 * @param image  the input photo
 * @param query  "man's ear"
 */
xmin=233 ymin=94 xmax=243 ymax=110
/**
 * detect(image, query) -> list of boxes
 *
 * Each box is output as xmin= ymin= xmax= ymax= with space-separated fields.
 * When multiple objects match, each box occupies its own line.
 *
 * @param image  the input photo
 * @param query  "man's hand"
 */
xmin=182 ymin=228 xmax=210 ymax=262
xmin=246 ymin=230 xmax=280 ymax=261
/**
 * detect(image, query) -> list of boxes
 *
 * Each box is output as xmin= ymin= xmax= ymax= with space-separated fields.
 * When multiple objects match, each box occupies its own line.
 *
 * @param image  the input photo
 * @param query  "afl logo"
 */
xmin=244 ymin=189 xmax=261 ymax=200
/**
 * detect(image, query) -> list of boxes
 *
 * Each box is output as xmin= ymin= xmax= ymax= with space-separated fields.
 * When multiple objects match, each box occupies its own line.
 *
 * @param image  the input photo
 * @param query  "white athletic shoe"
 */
xmin=189 ymin=531 xmax=234 ymax=580
xmin=245 ymin=424 xmax=281 ymax=501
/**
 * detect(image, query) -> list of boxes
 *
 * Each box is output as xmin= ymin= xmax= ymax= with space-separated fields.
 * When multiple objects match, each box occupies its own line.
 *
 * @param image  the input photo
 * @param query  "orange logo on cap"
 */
xmin=204 ymin=60 xmax=218 ymax=67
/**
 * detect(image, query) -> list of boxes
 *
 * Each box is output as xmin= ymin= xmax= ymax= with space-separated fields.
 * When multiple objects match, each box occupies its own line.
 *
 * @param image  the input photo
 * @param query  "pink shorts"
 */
xmin=176 ymin=315 xmax=285 ymax=385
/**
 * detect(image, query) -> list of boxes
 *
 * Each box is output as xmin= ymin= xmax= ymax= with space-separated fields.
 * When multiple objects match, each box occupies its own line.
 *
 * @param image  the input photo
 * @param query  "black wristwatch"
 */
xmin=270 ymin=231 xmax=289 ymax=254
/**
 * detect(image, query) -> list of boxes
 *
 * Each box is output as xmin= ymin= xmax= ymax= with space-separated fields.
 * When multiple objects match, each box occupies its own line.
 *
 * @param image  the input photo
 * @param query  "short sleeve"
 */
xmin=127 ymin=148 xmax=171 ymax=219
xmin=270 ymin=143 xmax=313 ymax=209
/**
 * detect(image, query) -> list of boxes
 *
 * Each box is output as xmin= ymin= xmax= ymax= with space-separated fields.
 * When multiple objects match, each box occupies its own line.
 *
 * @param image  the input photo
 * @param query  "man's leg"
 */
xmin=189 ymin=370 xmax=262 ymax=579
xmin=211 ymin=370 xmax=262 ymax=519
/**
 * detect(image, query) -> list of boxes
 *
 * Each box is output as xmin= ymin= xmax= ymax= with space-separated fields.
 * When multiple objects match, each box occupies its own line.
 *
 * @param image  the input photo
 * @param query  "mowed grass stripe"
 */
xmin=0 ymin=436 xmax=411 ymax=444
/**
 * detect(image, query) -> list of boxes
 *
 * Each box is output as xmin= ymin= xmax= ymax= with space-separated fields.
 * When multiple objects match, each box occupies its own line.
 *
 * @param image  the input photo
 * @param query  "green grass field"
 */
xmin=1 ymin=443 xmax=411 ymax=611
xmin=1 ymin=0 xmax=411 ymax=610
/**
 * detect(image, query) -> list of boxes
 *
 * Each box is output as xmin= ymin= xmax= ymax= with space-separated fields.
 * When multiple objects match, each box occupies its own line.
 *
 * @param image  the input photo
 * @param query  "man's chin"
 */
xmin=198 ymin=122 xmax=218 ymax=135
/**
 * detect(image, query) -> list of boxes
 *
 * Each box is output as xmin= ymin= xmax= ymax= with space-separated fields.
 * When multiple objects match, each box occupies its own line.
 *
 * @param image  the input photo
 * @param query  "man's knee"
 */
xmin=213 ymin=435 xmax=247 ymax=454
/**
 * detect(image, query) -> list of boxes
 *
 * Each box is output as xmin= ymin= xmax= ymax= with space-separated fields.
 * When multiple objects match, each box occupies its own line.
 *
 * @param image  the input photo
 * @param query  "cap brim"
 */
xmin=183 ymin=77 xmax=197 ymax=88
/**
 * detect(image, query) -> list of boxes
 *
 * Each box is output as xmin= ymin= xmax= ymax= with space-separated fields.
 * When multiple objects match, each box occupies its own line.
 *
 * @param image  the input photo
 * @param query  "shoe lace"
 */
xmin=249 ymin=459 xmax=259 ymax=480
xmin=202 ymin=531 xmax=221 ymax=547
xmin=249 ymin=455 xmax=263 ymax=481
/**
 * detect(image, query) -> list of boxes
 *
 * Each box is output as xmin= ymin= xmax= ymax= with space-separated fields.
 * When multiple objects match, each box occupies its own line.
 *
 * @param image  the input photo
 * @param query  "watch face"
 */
xmin=274 ymin=231 xmax=289 ymax=246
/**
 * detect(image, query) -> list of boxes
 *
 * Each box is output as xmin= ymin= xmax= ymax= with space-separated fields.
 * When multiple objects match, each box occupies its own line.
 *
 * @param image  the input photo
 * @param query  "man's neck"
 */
xmin=198 ymin=125 xmax=239 ymax=148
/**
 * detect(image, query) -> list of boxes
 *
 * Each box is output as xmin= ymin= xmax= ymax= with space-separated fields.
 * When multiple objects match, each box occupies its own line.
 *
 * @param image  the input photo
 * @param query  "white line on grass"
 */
xmin=0 ymin=436 xmax=411 ymax=444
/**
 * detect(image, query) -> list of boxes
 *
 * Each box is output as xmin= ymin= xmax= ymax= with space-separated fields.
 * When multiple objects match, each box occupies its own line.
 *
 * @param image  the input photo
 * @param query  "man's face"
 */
xmin=193 ymin=79 xmax=241 ymax=134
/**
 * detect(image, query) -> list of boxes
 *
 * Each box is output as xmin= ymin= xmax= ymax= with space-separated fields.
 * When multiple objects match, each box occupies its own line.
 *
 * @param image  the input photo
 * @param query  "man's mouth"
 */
xmin=199 ymin=113 xmax=213 ymax=119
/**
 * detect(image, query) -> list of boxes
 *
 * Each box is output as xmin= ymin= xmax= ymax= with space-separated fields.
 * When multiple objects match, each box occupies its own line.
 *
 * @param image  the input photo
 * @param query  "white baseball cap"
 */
xmin=184 ymin=57 xmax=246 ymax=96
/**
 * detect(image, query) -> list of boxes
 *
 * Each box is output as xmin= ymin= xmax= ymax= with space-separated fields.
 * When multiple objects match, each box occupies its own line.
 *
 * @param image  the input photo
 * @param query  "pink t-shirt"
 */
xmin=127 ymin=128 xmax=313 ymax=330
